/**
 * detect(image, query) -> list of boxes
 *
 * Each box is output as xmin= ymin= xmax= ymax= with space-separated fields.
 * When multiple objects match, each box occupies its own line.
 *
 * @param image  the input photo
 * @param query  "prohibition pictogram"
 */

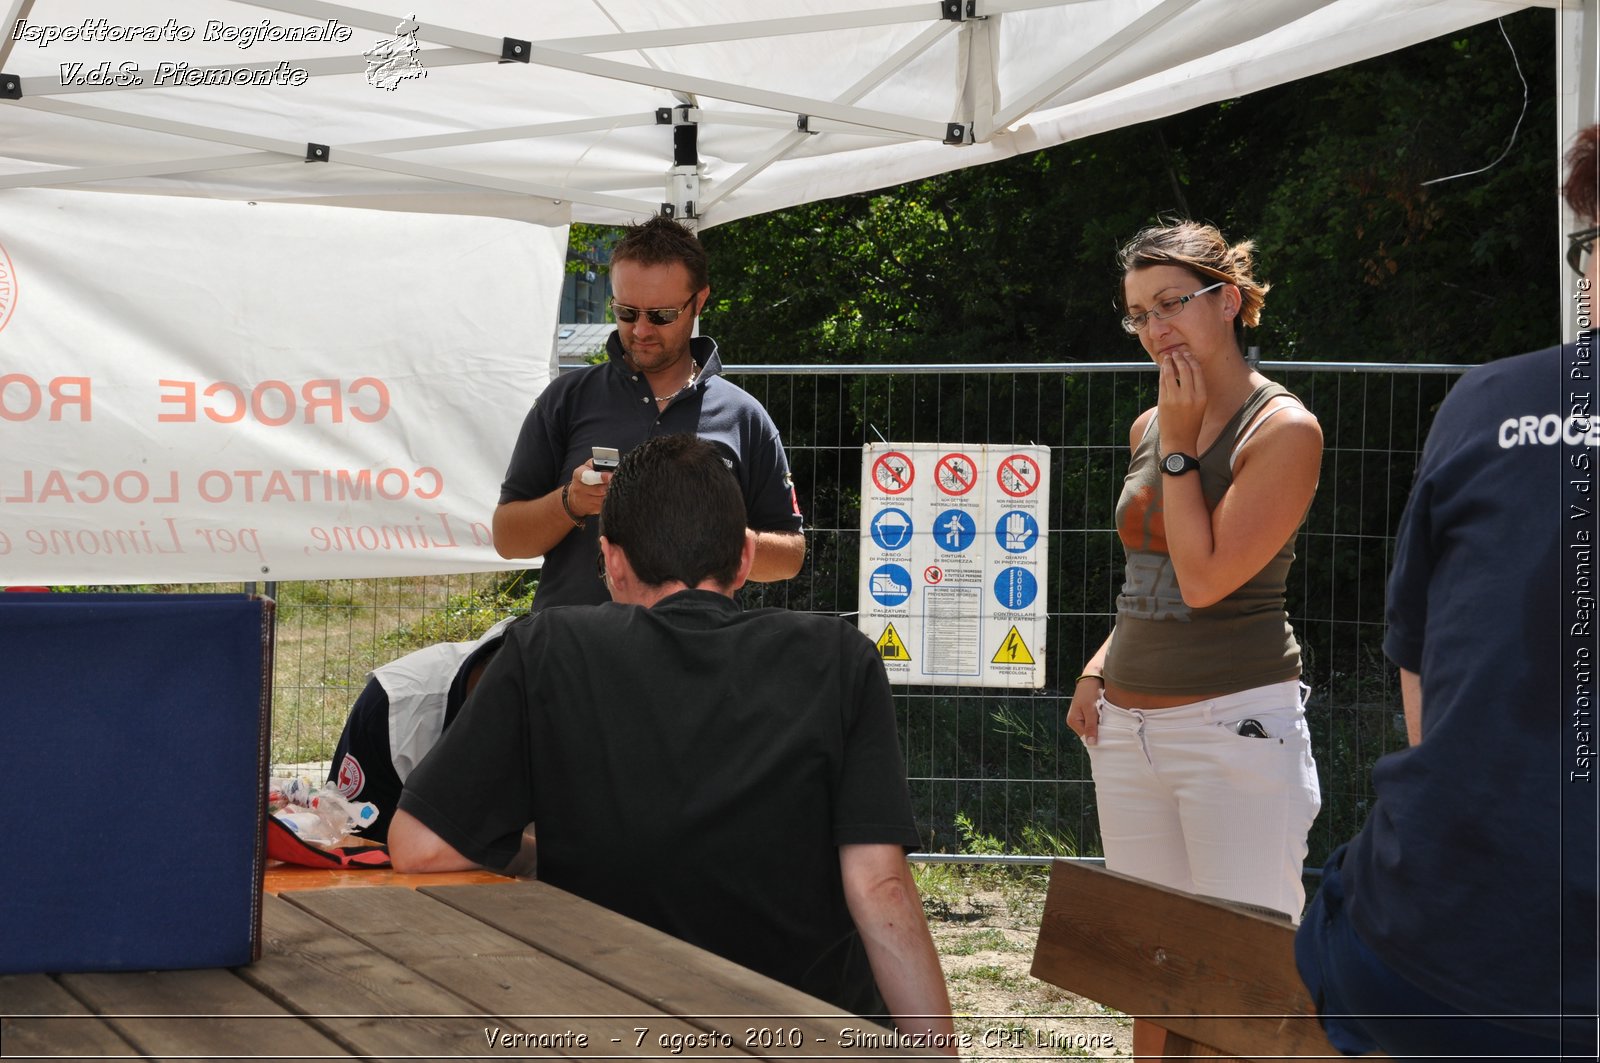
xmin=996 ymin=453 xmax=1042 ymax=497
xmin=871 ymin=451 xmax=915 ymax=495
xmin=934 ymin=452 xmax=977 ymax=496
xmin=924 ymin=565 xmax=944 ymax=585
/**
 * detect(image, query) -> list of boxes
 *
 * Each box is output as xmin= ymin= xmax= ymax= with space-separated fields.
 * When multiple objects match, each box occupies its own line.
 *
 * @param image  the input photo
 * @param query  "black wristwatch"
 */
xmin=1160 ymin=452 xmax=1200 ymax=476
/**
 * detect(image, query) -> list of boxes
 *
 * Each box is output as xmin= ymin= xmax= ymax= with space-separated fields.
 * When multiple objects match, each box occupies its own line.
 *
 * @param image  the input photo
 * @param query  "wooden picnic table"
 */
xmin=2 ymin=873 xmax=935 ymax=1060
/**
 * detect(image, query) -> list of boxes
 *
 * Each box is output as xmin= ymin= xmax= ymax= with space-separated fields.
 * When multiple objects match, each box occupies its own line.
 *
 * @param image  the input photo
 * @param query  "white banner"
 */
xmin=0 ymin=189 xmax=565 ymax=583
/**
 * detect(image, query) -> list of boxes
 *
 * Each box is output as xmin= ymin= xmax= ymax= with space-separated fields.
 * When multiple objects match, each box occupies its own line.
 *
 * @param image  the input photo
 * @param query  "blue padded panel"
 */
xmin=0 ymin=593 xmax=271 ymax=973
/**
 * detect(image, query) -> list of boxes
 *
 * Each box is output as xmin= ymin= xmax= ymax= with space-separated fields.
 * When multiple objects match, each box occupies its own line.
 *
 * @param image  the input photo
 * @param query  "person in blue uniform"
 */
xmin=1293 ymin=123 xmax=1600 ymax=1062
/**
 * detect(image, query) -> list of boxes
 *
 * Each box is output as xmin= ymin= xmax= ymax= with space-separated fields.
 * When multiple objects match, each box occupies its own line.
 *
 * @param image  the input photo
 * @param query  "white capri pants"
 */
xmin=1085 ymin=678 xmax=1321 ymax=922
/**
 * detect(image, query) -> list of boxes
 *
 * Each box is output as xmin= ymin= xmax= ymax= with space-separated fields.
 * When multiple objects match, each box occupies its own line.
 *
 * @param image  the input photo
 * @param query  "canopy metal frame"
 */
xmin=0 ymin=0 xmax=1589 ymax=280
xmin=0 ymin=0 xmax=1018 ymax=220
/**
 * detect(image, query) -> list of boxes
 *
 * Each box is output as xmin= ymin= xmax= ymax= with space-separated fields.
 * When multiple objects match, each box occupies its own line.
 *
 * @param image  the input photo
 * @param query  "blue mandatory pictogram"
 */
xmin=868 ymin=563 xmax=913 ymax=607
xmin=994 ymin=510 xmax=1040 ymax=553
xmin=869 ymin=508 xmax=914 ymax=551
xmin=994 ymin=566 xmax=1038 ymax=610
xmin=933 ymin=509 xmax=977 ymax=553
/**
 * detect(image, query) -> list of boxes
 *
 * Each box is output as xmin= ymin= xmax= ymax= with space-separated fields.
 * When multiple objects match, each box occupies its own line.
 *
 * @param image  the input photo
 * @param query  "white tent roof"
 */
xmin=0 ymin=0 xmax=1559 ymax=229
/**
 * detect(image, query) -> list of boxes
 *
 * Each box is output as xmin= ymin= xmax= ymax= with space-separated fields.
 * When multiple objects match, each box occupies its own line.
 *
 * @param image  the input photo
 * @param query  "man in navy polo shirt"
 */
xmin=492 ymin=214 xmax=805 ymax=609
xmin=335 ymin=221 xmax=805 ymax=832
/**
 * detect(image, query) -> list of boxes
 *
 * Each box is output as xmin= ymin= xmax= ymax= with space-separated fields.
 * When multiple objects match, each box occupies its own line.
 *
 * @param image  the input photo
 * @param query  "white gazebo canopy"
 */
xmin=3 ymin=0 xmax=1591 ymax=231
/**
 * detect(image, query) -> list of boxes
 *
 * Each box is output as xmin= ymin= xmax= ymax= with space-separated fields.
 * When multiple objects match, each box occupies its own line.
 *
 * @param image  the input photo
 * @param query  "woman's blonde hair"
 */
xmin=1118 ymin=221 xmax=1270 ymax=329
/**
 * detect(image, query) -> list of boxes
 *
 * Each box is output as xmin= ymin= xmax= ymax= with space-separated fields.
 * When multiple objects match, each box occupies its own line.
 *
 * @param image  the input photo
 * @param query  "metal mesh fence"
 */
xmin=109 ymin=361 xmax=1464 ymax=866
xmin=724 ymin=360 xmax=1461 ymax=866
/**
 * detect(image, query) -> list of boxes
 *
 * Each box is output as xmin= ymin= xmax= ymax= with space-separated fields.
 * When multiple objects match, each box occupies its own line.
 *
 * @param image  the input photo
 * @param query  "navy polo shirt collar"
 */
xmin=604 ymin=332 xmax=725 ymax=397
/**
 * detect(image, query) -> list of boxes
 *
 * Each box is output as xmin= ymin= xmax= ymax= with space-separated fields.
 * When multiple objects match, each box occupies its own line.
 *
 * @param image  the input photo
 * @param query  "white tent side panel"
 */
xmin=0 ymin=188 xmax=562 ymax=583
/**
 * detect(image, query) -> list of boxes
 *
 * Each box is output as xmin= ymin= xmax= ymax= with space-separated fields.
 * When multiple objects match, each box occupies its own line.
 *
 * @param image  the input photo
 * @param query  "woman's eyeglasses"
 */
xmin=1120 ymin=282 xmax=1225 ymax=334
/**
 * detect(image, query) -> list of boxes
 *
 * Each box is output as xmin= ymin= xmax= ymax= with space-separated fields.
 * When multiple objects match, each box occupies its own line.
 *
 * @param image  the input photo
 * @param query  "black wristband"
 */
xmin=1160 ymin=452 xmax=1200 ymax=476
xmin=560 ymin=483 xmax=586 ymax=529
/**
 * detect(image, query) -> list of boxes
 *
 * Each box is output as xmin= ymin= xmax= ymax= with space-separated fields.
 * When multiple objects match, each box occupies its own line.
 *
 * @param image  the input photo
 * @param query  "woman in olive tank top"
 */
xmin=1066 ymin=222 xmax=1324 ymax=1060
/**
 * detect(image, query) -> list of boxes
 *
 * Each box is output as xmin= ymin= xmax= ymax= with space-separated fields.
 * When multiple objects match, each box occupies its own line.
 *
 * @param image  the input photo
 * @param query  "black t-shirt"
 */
xmin=399 ymin=590 xmax=919 ymax=1018
xmin=1351 ymin=336 xmax=1598 ymax=1043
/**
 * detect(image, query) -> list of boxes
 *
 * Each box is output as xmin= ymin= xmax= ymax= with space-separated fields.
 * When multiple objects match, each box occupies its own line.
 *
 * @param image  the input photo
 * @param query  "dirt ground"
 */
xmin=917 ymin=864 xmax=1130 ymax=1059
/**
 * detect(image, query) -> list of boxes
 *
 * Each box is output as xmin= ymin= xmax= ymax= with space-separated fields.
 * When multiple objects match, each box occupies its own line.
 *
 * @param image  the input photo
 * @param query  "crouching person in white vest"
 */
xmin=327 ymin=616 xmax=514 ymax=842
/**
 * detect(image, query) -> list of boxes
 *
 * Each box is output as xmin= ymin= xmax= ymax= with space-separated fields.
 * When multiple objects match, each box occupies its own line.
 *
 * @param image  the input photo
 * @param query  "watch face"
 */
xmin=1162 ymin=453 xmax=1195 ymax=475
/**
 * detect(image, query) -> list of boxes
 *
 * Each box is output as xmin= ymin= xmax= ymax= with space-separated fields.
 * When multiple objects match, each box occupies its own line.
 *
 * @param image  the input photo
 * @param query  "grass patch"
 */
xmin=920 ymin=861 xmax=1130 ymax=1058
xmin=936 ymin=928 xmax=1013 ymax=957
xmin=269 ymin=571 xmax=535 ymax=764
xmin=964 ymin=963 xmax=1016 ymax=986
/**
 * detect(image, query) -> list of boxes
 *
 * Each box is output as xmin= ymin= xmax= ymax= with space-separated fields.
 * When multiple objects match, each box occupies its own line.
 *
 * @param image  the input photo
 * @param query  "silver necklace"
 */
xmin=653 ymin=362 xmax=700 ymax=405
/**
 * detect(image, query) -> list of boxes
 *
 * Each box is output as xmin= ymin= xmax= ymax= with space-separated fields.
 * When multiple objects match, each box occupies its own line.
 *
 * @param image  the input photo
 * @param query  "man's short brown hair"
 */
xmin=611 ymin=214 xmax=709 ymax=292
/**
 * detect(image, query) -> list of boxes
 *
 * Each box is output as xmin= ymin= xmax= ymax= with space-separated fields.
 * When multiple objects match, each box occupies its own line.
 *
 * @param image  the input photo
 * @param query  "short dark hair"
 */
xmin=1564 ymin=124 xmax=1598 ymax=221
xmin=610 ymin=214 xmax=710 ymax=292
xmin=599 ymin=435 xmax=745 ymax=589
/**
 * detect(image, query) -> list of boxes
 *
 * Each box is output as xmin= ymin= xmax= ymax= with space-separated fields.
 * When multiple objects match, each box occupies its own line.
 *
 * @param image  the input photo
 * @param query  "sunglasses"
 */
xmin=609 ymin=295 xmax=695 ymax=326
xmin=1568 ymin=225 xmax=1599 ymax=277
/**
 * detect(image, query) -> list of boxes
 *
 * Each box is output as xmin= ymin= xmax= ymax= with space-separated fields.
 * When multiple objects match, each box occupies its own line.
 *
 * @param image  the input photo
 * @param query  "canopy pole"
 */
xmin=664 ymin=103 xmax=701 ymax=226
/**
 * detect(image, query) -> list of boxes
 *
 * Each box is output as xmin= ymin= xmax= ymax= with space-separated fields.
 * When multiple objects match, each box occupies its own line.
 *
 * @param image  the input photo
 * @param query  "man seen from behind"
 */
xmin=392 ymin=434 xmax=955 ymax=1050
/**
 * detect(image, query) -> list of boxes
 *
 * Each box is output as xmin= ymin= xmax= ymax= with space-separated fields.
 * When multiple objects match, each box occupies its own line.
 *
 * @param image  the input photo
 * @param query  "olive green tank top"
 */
xmin=1101 ymin=382 xmax=1306 ymax=695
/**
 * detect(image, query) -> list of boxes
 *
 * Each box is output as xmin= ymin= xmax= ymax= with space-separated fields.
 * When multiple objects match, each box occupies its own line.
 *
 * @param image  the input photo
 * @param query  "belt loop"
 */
xmin=1128 ymin=708 xmax=1153 ymax=768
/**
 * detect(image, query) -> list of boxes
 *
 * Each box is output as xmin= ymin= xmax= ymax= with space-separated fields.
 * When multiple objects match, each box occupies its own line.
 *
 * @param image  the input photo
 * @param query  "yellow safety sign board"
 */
xmin=990 ymin=625 xmax=1036 ymax=666
xmin=876 ymin=622 xmax=911 ymax=662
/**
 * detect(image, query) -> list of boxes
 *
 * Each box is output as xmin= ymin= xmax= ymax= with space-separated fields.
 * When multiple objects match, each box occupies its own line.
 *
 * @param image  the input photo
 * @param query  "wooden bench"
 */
xmin=1030 ymin=859 xmax=1343 ymax=1062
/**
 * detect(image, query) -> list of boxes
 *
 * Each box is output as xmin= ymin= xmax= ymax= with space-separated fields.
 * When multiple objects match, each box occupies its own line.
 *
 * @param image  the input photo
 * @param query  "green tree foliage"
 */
xmin=1245 ymin=17 xmax=1558 ymax=360
xmin=700 ymin=10 xmax=1558 ymax=366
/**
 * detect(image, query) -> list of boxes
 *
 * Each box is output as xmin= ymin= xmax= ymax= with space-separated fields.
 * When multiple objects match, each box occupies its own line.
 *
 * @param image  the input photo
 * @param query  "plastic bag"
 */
xmin=268 ymin=775 xmax=378 ymax=847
